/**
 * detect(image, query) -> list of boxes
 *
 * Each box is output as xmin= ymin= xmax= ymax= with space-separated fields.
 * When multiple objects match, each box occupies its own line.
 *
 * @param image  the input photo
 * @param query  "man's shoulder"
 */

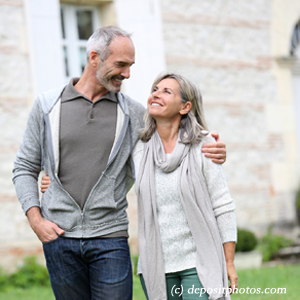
xmin=118 ymin=93 xmax=145 ymax=112
xmin=37 ymin=84 xmax=67 ymax=113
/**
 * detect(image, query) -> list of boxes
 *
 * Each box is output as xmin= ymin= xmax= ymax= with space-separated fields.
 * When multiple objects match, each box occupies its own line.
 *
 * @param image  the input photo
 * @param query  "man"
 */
xmin=13 ymin=26 xmax=226 ymax=300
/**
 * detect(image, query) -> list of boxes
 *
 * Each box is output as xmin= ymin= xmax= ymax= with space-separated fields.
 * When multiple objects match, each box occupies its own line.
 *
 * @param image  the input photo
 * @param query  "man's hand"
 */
xmin=202 ymin=131 xmax=226 ymax=164
xmin=26 ymin=207 xmax=64 ymax=243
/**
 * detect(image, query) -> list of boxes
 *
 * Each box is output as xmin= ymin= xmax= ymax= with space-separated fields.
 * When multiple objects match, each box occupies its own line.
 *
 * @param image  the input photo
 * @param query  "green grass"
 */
xmin=0 ymin=264 xmax=298 ymax=300
xmin=133 ymin=273 xmax=146 ymax=300
xmin=232 ymin=264 xmax=298 ymax=300
xmin=0 ymin=276 xmax=145 ymax=300
xmin=0 ymin=286 xmax=55 ymax=300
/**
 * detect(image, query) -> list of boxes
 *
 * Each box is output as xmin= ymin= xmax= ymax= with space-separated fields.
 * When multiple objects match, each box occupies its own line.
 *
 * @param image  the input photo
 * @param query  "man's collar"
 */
xmin=61 ymin=77 xmax=118 ymax=103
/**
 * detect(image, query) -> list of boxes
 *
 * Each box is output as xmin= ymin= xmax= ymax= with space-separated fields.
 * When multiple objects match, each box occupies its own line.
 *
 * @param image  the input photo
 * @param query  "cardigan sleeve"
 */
xmin=199 ymin=134 xmax=237 ymax=243
xmin=12 ymin=98 xmax=43 ymax=214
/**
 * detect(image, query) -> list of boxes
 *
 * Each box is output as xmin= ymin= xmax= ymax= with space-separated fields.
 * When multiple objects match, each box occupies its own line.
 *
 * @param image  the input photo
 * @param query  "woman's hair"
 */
xmin=86 ymin=26 xmax=132 ymax=61
xmin=140 ymin=73 xmax=208 ymax=144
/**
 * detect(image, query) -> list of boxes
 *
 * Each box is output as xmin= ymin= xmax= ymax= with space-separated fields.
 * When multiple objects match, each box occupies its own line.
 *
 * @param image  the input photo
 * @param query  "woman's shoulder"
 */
xmin=133 ymin=139 xmax=145 ymax=160
xmin=192 ymin=132 xmax=215 ymax=159
xmin=193 ymin=131 xmax=214 ymax=148
xmin=199 ymin=131 xmax=215 ymax=145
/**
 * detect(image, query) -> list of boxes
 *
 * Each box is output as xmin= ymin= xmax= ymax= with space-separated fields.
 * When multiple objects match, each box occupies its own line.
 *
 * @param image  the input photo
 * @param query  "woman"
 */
xmin=133 ymin=73 xmax=237 ymax=300
xmin=41 ymin=73 xmax=237 ymax=300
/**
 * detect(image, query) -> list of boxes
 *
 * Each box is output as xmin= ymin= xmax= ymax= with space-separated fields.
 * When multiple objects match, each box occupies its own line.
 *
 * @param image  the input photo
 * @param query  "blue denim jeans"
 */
xmin=43 ymin=236 xmax=132 ymax=300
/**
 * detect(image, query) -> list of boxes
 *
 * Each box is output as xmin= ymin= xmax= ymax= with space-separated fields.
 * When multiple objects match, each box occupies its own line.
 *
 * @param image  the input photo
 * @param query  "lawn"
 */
xmin=232 ymin=263 xmax=297 ymax=300
xmin=0 ymin=264 xmax=297 ymax=300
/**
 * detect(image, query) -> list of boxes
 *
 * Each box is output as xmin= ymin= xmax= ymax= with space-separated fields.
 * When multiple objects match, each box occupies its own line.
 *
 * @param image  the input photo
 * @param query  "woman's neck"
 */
xmin=156 ymin=120 xmax=180 ymax=154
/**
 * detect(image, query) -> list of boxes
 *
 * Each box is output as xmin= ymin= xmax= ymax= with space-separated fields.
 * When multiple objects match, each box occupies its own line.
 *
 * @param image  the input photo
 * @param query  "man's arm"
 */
xmin=202 ymin=131 xmax=226 ymax=164
xmin=12 ymin=99 xmax=43 ymax=213
xmin=13 ymin=99 xmax=64 ymax=242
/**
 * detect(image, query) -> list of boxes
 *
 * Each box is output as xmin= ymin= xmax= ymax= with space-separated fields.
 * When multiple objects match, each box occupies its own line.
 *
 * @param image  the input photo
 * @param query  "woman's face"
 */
xmin=148 ymin=78 xmax=190 ymax=121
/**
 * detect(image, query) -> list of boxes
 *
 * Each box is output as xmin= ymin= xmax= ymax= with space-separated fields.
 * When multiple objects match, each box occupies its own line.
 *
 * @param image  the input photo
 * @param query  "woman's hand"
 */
xmin=223 ymin=241 xmax=238 ymax=294
xmin=227 ymin=261 xmax=238 ymax=294
xmin=201 ymin=131 xmax=226 ymax=164
xmin=41 ymin=172 xmax=51 ymax=193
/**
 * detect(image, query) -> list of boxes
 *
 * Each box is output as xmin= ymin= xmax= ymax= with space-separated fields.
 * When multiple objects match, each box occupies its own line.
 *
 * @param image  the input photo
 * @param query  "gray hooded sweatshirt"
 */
xmin=12 ymin=85 xmax=145 ymax=238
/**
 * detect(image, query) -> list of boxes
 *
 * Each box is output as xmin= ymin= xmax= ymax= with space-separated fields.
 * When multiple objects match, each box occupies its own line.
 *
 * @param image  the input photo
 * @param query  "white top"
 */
xmin=133 ymin=135 xmax=237 ymax=274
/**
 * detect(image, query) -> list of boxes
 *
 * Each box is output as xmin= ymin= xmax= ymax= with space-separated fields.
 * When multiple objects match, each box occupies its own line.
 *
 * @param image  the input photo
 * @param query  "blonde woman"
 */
xmin=134 ymin=73 xmax=237 ymax=300
xmin=41 ymin=73 xmax=237 ymax=300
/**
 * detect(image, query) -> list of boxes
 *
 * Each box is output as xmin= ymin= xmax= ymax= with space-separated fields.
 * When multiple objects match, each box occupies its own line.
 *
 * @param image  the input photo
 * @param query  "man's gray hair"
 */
xmin=140 ymin=73 xmax=208 ymax=144
xmin=86 ymin=26 xmax=132 ymax=61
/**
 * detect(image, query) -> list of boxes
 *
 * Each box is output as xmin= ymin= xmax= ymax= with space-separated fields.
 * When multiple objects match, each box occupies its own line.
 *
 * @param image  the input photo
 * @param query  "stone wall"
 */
xmin=0 ymin=0 xmax=44 ymax=272
xmin=160 ymin=0 xmax=300 ymax=236
xmin=1 ymin=0 xmax=300 ymax=268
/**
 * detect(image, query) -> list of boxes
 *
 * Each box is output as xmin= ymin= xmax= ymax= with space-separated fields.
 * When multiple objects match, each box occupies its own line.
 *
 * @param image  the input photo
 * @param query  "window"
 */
xmin=291 ymin=19 xmax=300 ymax=57
xmin=60 ymin=4 xmax=101 ymax=81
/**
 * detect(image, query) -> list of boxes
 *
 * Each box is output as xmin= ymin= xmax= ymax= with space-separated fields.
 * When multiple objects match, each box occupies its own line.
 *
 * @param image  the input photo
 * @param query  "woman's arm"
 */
xmin=223 ymin=242 xmax=238 ymax=292
xmin=40 ymin=172 xmax=51 ymax=193
xmin=200 ymin=134 xmax=238 ymax=293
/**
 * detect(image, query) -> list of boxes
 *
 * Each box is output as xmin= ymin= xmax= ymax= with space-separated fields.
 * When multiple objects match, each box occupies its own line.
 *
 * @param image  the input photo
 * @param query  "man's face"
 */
xmin=96 ymin=36 xmax=135 ymax=92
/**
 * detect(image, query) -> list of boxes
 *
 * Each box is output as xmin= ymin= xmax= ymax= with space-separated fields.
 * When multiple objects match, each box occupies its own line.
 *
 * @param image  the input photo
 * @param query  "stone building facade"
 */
xmin=0 ymin=0 xmax=300 ymax=270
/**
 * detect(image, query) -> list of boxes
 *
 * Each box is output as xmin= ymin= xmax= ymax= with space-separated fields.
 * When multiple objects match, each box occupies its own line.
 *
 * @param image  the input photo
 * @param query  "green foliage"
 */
xmin=1 ymin=265 xmax=300 ymax=300
xmin=297 ymin=188 xmax=300 ymax=210
xmin=0 ymin=257 xmax=50 ymax=291
xmin=131 ymin=255 xmax=139 ymax=275
xmin=0 ymin=269 xmax=10 ymax=292
xmin=258 ymin=227 xmax=293 ymax=262
xmin=235 ymin=228 xmax=258 ymax=252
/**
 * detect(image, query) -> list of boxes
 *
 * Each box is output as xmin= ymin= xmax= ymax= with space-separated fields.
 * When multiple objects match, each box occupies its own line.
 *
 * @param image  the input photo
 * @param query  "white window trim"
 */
xmin=61 ymin=4 xmax=101 ymax=81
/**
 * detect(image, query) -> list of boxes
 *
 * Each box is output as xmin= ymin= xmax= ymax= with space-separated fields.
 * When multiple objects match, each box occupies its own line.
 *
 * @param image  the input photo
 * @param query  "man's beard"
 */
xmin=96 ymin=67 xmax=123 ymax=93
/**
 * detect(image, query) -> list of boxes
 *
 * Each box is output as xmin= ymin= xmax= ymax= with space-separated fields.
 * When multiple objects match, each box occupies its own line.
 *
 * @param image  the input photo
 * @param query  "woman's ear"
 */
xmin=180 ymin=101 xmax=192 ymax=115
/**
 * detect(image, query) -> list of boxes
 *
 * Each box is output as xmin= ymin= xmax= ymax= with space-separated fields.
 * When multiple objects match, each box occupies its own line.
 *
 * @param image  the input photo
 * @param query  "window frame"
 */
xmin=60 ymin=4 xmax=101 ymax=81
xmin=291 ymin=19 xmax=300 ymax=57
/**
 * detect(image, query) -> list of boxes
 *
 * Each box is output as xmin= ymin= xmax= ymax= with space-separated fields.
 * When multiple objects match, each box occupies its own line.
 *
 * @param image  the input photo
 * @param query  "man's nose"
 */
xmin=121 ymin=67 xmax=130 ymax=79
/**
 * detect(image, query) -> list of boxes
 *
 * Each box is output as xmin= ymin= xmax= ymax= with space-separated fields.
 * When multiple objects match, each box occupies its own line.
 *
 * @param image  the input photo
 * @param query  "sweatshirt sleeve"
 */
xmin=12 ymin=98 xmax=43 ymax=215
xmin=200 ymin=134 xmax=237 ymax=243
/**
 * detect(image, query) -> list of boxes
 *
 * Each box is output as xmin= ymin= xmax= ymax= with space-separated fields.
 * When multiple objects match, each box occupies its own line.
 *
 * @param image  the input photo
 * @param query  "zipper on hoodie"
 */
xmin=44 ymin=92 xmax=131 ymax=231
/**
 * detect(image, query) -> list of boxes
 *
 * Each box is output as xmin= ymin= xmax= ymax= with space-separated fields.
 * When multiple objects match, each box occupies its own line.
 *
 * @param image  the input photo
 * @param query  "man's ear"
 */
xmin=89 ymin=50 xmax=100 ymax=68
xmin=180 ymin=101 xmax=192 ymax=115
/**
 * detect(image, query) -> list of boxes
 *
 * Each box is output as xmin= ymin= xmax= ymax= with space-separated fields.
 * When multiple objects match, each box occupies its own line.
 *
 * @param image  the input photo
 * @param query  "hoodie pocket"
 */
xmin=88 ymin=173 xmax=118 ymax=224
xmin=41 ymin=184 xmax=80 ymax=231
xmin=89 ymin=173 xmax=117 ymax=210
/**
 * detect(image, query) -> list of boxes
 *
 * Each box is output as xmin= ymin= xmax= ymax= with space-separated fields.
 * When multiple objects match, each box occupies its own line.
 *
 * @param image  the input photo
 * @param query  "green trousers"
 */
xmin=140 ymin=268 xmax=209 ymax=300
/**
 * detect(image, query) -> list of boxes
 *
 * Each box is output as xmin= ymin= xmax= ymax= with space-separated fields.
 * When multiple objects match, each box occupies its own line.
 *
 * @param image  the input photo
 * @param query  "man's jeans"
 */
xmin=43 ymin=236 xmax=132 ymax=300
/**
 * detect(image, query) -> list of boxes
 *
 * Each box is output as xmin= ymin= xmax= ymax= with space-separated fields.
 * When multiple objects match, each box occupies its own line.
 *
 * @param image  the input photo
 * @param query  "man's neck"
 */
xmin=74 ymin=73 xmax=109 ymax=102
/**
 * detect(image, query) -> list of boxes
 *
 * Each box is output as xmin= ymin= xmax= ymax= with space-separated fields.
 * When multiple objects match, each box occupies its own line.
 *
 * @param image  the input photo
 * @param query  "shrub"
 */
xmin=131 ymin=255 xmax=139 ymax=275
xmin=296 ymin=188 xmax=300 ymax=224
xmin=235 ymin=228 xmax=258 ymax=252
xmin=0 ymin=268 xmax=10 ymax=292
xmin=297 ymin=190 xmax=300 ymax=210
xmin=11 ymin=256 xmax=50 ymax=288
xmin=0 ymin=256 xmax=50 ymax=291
xmin=258 ymin=227 xmax=293 ymax=262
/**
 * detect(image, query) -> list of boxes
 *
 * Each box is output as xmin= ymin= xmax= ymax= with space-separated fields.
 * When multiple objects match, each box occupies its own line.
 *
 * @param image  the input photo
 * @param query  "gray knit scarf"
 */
xmin=136 ymin=130 xmax=230 ymax=300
